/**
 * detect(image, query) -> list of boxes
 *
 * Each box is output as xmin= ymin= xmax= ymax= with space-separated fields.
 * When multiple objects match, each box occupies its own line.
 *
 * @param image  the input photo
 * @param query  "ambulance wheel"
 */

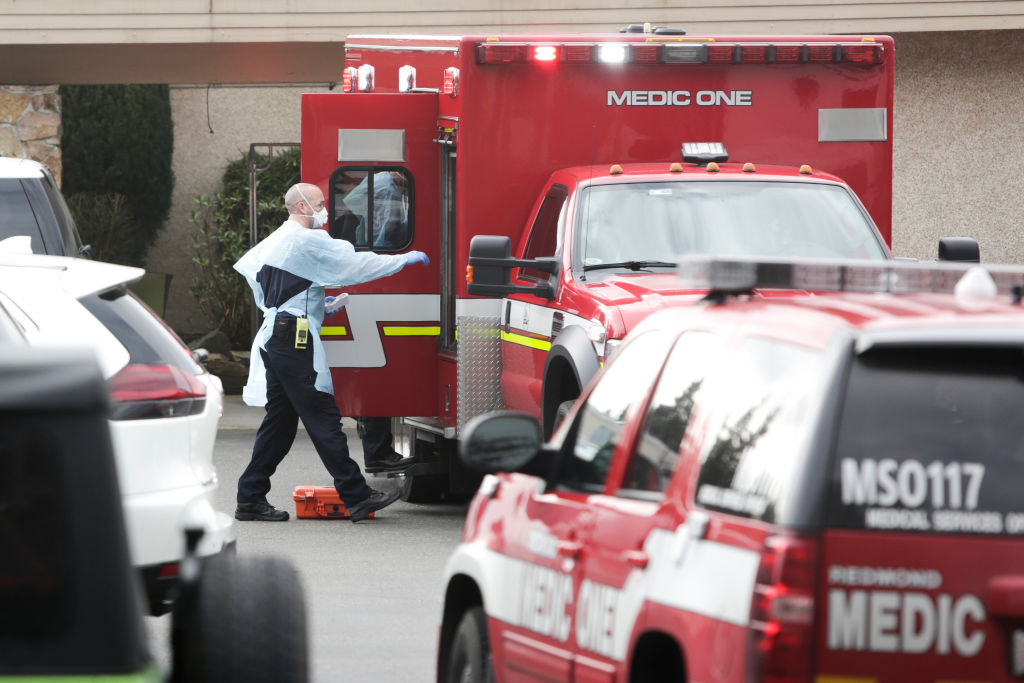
xmin=171 ymin=554 xmax=308 ymax=683
xmin=446 ymin=606 xmax=494 ymax=683
xmin=399 ymin=472 xmax=448 ymax=503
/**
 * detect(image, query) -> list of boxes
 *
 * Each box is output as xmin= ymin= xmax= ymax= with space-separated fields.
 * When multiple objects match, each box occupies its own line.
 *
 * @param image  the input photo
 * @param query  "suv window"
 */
xmin=331 ymin=166 xmax=413 ymax=252
xmin=562 ymin=330 xmax=675 ymax=492
xmin=81 ymin=288 xmax=203 ymax=375
xmin=0 ymin=179 xmax=44 ymax=249
xmin=828 ymin=346 xmax=1024 ymax=535
xmin=0 ymin=175 xmax=85 ymax=257
xmin=694 ymin=336 xmax=821 ymax=523
xmin=622 ymin=330 xmax=717 ymax=496
xmin=38 ymin=171 xmax=84 ymax=256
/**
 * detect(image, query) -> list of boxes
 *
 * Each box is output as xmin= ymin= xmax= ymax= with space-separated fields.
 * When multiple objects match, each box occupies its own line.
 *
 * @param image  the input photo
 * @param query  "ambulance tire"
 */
xmin=447 ymin=606 xmax=494 ymax=683
xmin=399 ymin=472 xmax=448 ymax=503
xmin=171 ymin=554 xmax=308 ymax=683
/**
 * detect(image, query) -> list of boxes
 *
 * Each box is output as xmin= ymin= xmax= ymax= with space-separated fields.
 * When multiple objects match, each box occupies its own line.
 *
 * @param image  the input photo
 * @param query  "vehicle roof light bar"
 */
xmin=676 ymin=256 xmax=1024 ymax=298
xmin=474 ymin=41 xmax=884 ymax=65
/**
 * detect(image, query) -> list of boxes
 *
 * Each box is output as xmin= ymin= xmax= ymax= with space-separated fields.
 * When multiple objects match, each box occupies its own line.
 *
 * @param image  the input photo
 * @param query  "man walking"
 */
xmin=233 ymin=182 xmax=429 ymax=523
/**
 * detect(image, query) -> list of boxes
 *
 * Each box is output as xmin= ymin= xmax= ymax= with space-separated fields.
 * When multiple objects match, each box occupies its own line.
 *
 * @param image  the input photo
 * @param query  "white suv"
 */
xmin=0 ymin=244 xmax=234 ymax=614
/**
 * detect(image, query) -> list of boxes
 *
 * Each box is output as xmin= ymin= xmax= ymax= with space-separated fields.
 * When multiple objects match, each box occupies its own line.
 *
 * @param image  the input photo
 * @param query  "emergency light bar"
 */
xmin=682 ymin=142 xmax=728 ymax=164
xmin=676 ymin=256 xmax=1024 ymax=298
xmin=475 ymin=40 xmax=884 ymax=65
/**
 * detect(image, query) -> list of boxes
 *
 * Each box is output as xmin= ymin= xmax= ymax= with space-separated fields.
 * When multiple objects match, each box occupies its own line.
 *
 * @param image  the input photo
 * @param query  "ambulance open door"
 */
xmin=301 ymin=93 xmax=441 ymax=418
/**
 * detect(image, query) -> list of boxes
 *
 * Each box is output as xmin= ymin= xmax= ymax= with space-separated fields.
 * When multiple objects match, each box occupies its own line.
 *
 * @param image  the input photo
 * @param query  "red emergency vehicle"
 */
xmin=300 ymin=27 xmax=913 ymax=501
xmin=442 ymin=256 xmax=1024 ymax=683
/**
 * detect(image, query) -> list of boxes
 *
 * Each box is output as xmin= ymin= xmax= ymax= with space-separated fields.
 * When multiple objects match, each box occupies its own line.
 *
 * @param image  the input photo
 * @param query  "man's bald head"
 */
xmin=285 ymin=183 xmax=324 ymax=214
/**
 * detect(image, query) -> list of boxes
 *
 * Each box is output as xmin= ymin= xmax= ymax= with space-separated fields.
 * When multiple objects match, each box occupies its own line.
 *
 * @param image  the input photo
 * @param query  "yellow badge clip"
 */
xmin=295 ymin=317 xmax=309 ymax=349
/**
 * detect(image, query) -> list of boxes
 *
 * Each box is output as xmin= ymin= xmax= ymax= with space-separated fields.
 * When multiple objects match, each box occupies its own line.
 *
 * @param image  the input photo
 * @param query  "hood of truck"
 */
xmin=576 ymin=272 xmax=707 ymax=332
xmin=576 ymin=272 xmax=810 ymax=336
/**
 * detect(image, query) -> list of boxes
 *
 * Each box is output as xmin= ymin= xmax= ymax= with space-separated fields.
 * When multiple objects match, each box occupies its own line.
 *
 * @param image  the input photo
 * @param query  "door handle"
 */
xmin=621 ymin=550 xmax=649 ymax=569
xmin=557 ymin=540 xmax=583 ymax=558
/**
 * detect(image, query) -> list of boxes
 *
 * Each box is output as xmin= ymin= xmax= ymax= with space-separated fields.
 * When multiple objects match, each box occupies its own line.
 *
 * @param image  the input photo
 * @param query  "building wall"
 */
xmin=892 ymin=30 xmax=1024 ymax=263
xmin=151 ymin=83 xmax=332 ymax=335
xmin=0 ymin=85 xmax=62 ymax=184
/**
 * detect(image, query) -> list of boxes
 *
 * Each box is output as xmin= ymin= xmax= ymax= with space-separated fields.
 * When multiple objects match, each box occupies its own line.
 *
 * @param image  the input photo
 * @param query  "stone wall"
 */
xmin=0 ymin=85 xmax=62 ymax=185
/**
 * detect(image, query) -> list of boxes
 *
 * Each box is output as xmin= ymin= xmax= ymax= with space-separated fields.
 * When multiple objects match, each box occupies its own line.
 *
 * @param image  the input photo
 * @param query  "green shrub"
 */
xmin=64 ymin=192 xmax=135 ymax=265
xmin=189 ymin=147 xmax=300 ymax=347
xmin=60 ymin=84 xmax=174 ymax=267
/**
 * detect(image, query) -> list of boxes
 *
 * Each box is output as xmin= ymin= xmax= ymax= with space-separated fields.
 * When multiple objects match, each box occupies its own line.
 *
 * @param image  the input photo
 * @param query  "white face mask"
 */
xmin=297 ymin=188 xmax=328 ymax=228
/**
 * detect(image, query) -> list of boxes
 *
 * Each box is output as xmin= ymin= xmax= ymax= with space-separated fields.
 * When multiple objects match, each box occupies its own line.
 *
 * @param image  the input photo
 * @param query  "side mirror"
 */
xmin=938 ymin=237 xmax=980 ymax=263
xmin=467 ymin=235 xmax=558 ymax=299
xmin=191 ymin=348 xmax=210 ymax=364
xmin=459 ymin=411 xmax=542 ymax=474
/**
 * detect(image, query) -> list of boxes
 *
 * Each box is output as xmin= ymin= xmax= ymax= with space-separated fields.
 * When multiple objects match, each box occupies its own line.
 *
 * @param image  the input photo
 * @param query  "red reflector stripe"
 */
xmin=807 ymin=44 xmax=836 ymax=62
xmin=631 ymin=44 xmax=660 ymax=64
xmin=564 ymin=44 xmax=594 ymax=63
xmin=774 ymin=45 xmax=802 ymax=63
xmin=706 ymin=44 xmax=735 ymax=63
xmin=477 ymin=44 xmax=528 ymax=63
xmin=157 ymin=562 xmax=180 ymax=579
xmin=740 ymin=45 xmax=770 ymax=63
xmin=843 ymin=43 xmax=883 ymax=64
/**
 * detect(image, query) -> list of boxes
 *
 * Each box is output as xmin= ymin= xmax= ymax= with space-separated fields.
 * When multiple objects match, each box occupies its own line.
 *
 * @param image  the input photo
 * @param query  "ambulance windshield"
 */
xmin=576 ymin=180 xmax=888 ymax=272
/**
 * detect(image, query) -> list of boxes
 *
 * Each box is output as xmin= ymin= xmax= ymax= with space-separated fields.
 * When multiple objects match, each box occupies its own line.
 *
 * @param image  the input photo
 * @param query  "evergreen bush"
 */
xmin=189 ymin=146 xmax=300 ymax=347
xmin=64 ymin=192 xmax=135 ymax=265
xmin=59 ymin=84 xmax=174 ymax=267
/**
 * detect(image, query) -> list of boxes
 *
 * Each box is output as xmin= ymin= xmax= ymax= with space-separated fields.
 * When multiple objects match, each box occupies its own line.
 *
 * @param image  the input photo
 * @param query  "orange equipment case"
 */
xmin=292 ymin=485 xmax=373 ymax=520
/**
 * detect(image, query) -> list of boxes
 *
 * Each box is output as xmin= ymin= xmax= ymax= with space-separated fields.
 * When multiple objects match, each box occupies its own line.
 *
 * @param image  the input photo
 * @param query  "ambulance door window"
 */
xmin=560 ymin=330 xmax=675 ymax=492
xmin=330 ymin=166 xmax=413 ymax=252
xmin=520 ymin=185 xmax=567 ymax=283
xmin=621 ymin=330 xmax=717 ymax=497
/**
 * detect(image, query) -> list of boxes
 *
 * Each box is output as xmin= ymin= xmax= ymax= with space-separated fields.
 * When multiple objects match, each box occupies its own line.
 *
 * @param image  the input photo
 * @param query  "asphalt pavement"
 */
xmin=148 ymin=395 xmax=470 ymax=683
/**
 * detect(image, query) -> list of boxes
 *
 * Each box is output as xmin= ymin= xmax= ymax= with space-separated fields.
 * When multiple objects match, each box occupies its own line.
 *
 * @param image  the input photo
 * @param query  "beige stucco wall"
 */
xmin=152 ymin=30 xmax=1024 ymax=336
xmin=892 ymin=29 xmax=1024 ymax=263
xmin=149 ymin=83 xmax=332 ymax=335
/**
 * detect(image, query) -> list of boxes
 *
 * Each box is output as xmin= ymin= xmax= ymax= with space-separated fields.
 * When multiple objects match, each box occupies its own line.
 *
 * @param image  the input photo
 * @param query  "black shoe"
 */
xmin=348 ymin=488 xmax=400 ymax=523
xmin=235 ymin=501 xmax=289 ymax=522
xmin=364 ymin=449 xmax=415 ymax=473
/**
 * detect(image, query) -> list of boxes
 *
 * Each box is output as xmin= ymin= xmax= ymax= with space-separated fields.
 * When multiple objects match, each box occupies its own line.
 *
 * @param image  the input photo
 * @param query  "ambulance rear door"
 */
xmin=818 ymin=343 xmax=1024 ymax=681
xmin=301 ymin=92 xmax=441 ymax=417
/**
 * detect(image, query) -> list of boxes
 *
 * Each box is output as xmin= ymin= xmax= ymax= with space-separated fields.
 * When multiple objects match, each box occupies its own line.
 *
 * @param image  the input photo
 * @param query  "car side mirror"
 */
xmin=938 ymin=237 xmax=980 ymax=263
xmin=191 ymin=348 xmax=209 ymax=364
xmin=467 ymin=235 xmax=557 ymax=299
xmin=459 ymin=411 xmax=542 ymax=473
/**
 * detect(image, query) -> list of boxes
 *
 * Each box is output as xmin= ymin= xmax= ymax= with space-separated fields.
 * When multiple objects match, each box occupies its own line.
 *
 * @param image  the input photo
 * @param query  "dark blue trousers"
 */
xmin=359 ymin=417 xmax=393 ymax=462
xmin=237 ymin=332 xmax=372 ymax=506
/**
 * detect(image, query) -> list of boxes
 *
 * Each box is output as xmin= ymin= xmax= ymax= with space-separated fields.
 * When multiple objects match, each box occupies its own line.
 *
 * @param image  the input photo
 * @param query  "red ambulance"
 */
xmin=440 ymin=256 xmax=1024 ymax=683
xmin=300 ymin=28 xmax=968 ymax=501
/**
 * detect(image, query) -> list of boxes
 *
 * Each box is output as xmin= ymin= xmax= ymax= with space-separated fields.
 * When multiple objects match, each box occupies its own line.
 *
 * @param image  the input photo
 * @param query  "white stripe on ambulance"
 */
xmin=323 ymin=293 xmax=439 ymax=368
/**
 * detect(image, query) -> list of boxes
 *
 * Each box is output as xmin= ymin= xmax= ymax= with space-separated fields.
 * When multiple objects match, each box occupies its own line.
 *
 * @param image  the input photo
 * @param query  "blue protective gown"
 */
xmin=234 ymin=220 xmax=407 ymax=406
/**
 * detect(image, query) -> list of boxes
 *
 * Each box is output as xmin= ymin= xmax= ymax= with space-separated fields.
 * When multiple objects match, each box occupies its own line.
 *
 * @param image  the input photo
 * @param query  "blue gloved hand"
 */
xmin=325 ymin=293 xmax=349 ymax=314
xmin=404 ymin=250 xmax=430 ymax=266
